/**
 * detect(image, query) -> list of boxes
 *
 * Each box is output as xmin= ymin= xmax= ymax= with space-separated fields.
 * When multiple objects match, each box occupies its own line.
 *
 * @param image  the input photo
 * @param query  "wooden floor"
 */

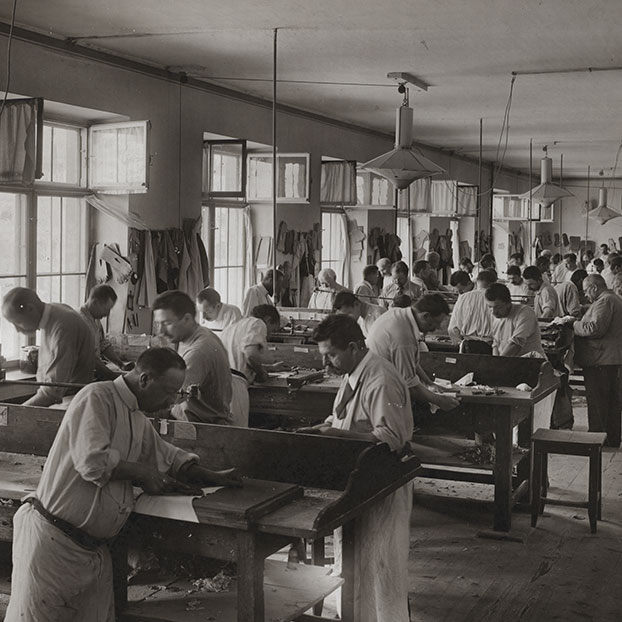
xmin=409 ymin=404 xmax=621 ymax=622
xmin=1 ymin=404 xmax=620 ymax=621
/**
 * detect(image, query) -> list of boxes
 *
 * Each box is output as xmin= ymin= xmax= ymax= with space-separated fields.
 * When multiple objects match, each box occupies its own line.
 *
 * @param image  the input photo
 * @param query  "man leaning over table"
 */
xmin=5 ymin=347 xmax=241 ymax=622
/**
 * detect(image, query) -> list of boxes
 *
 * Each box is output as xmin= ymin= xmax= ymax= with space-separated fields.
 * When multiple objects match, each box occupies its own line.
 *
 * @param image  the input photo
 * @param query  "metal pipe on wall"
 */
xmin=272 ymin=28 xmax=278 ymax=300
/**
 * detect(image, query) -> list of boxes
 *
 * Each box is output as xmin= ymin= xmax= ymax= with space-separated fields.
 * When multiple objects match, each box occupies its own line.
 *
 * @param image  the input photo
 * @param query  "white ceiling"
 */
xmin=3 ymin=0 xmax=622 ymax=179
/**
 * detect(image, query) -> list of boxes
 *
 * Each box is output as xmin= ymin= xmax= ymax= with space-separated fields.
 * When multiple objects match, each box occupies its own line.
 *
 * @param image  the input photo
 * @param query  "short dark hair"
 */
xmin=459 ymin=257 xmax=473 ymax=267
xmin=476 ymin=269 xmax=497 ymax=286
xmin=509 ymin=252 xmax=524 ymax=262
xmin=333 ymin=291 xmax=359 ymax=311
xmin=522 ymin=266 xmax=543 ymax=281
xmin=313 ymin=314 xmax=365 ymax=350
xmin=552 ymin=253 xmax=562 ymax=264
xmin=89 ymin=284 xmax=117 ymax=304
xmin=535 ymin=256 xmax=550 ymax=270
xmin=413 ymin=260 xmax=430 ymax=276
xmin=506 ymin=265 xmax=521 ymax=277
xmin=136 ymin=347 xmax=186 ymax=377
xmin=611 ymin=256 xmax=622 ymax=270
xmin=391 ymin=294 xmax=412 ymax=308
xmin=485 ymin=283 xmax=512 ymax=303
xmin=480 ymin=253 xmax=496 ymax=269
xmin=263 ymin=269 xmax=284 ymax=284
xmin=362 ymin=265 xmax=379 ymax=280
xmin=450 ymin=271 xmax=471 ymax=287
xmin=152 ymin=290 xmax=195 ymax=318
xmin=392 ymin=261 xmax=409 ymax=275
xmin=593 ymin=258 xmax=604 ymax=269
xmin=563 ymin=253 xmax=577 ymax=262
xmin=196 ymin=287 xmax=221 ymax=305
xmin=251 ymin=304 xmax=280 ymax=325
xmin=414 ymin=293 xmax=450 ymax=317
xmin=570 ymin=269 xmax=588 ymax=289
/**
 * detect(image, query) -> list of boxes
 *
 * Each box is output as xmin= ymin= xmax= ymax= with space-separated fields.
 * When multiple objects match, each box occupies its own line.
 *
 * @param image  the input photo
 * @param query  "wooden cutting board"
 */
xmin=192 ymin=478 xmax=303 ymax=528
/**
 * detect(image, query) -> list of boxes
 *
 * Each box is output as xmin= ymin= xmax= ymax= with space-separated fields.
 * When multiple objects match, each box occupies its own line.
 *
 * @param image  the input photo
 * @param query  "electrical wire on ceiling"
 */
xmin=491 ymin=73 xmax=516 ymax=188
xmin=188 ymin=76 xmax=399 ymax=88
xmin=0 ymin=0 xmax=19 ymax=122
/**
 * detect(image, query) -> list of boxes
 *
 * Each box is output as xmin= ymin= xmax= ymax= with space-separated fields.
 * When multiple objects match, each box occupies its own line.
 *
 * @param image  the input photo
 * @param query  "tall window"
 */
xmin=0 ymin=193 xmax=28 ymax=360
xmin=209 ymin=206 xmax=246 ymax=310
xmin=36 ymin=196 xmax=88 ymax=308
xmin=397 ymin=216 xmax=412 ymax=267
xmin=321 ymin=211 xmax=344 ymax=274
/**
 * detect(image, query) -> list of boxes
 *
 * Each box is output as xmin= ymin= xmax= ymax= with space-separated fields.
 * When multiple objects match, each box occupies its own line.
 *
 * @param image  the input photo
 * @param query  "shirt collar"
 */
xmin=113 ymin=375 xmax=140 ymax=411
xmin=346 ymin=349 xmax=373 ymax=390
xmin=80 ymin=305 xmax=94 ymax=321
xmin=39 ymin=303 xmax=52 ymax=330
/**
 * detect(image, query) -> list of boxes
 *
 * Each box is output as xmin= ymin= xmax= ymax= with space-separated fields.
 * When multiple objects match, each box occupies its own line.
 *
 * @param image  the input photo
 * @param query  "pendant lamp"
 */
xmin=588 ymin=183 xmax=621 ymax=225
xmin=521 ymin=147 xmax=572 ymax=207
xmin=361 ymin=88 xmax=445 ymax=190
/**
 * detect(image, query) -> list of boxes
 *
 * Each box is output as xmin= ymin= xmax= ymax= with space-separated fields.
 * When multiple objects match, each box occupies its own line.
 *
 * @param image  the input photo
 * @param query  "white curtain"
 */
xmin=338 ymin=212 xmax=351 ymax=288
xmin=456 ymin=185 xmax=477 ymax=216
xmin=243 ymin=205 xmax=254 ymax=291
xmin=409 ymin=178 xmax=432 ymax=213
xmin=431 ymin=180 xmax=457 ymax=215
xmin=320 ymin=161 xmax=357 ymax=205
xmin=86 ymin=193 xmax=149 ymax=230
xmin=0 ymin=99 xmax=40 ymax=185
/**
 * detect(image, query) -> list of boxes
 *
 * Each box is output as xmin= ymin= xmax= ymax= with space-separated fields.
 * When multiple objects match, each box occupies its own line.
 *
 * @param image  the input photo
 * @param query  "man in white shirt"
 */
xmin=153 ymin=290 xmax=234 ymax=425
xmin=5 ymin=347 xmax=241 ymax=622
xmin=485 ymin=283 xmax=545 ymax=357
xmin=368 ymin=294 xmax=460 ymax=412
xmin=242 ymin=269 xmax=283 ymax=317
xmin=505 ymin=266 xmax=530 ymax=301
xmin=552 ymin=253 xmax=577 ymax=284
xmin=297 ymin=314 xmax=413 ymax=622
xmin=523 ymin=265 xmax=561 ymax=319
xmin=380 ymin=261 xmax=422 ymax=308
xmin=220 ymin=305 xmax=284 ymax=425
xmin=354 ymin=264 xmax=381 ymax=305
xmin=2 ymin=287 xmax=95 ymax=406
xmin=376 ymin=257 xmax=393 ymax=290
xmin=196 ymin=287 xmax=242 ymax=331
xmin=448 ymin=270 xmax=497 ymax=344
xmin=308 ymin=268 xmax=350 ymax=310
xmin=333 ymin=291 xmax=386 ymax=337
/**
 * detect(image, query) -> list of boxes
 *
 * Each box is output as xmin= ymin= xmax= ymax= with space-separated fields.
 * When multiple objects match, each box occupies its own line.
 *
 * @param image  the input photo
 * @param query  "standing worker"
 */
xmin=297 ymin=314 xmax=413 ymax=622
xmin=242 ymin=269 xmax=283 ymax=316
xmin=2 ymin=287 xmax=94 ymax=406
xmin=5 ymin=347 xmax=241 ymax=621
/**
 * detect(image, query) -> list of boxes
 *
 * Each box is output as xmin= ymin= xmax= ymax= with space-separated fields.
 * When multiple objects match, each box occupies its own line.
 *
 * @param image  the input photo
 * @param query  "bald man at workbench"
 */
xmin=5 ymin=347 xmax=241 ymax=622
xmin=2 ymin=287 xmax=95 ymax=406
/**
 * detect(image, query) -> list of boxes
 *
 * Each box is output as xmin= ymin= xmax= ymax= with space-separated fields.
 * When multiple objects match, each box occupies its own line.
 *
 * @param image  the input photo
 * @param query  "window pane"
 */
xmin=210 ymin=143 xmax=243 ymax=193
xmin=36 ymin=276 xmax=61 ymax=304
xmin=42 ymin=124 xmax=53 ymax=182
xmin=37 ymin=196 xmax=62 ymax=274
xmin=52 ymin=126 xmax=81 ymax=185
xmin=228 ymin=208 xmax=244 ymax=265
xmin=0 ymin=192 xmax=27 ymax=276
xmin=214 ymin=208 xmax=228 ymax=265
xmin=0 ymin=276 xmax=27 ymax=361
xmin=62 ymin=197 xmax=88 ymax=272
xmin=61 ymin=274 xmax=85 ymax=308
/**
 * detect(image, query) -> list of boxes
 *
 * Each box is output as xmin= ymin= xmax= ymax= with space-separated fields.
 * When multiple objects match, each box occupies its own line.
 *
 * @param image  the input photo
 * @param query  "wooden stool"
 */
xmin=531 ymin=428 xmax=607 ymax=534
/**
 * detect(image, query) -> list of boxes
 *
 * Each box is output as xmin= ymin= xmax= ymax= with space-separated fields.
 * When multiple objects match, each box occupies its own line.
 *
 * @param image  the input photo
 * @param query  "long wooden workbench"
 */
xmin=250 ymin=351 xmax=559 ymax=532
xmin=0 ymin=402 xmax=420 ymax=622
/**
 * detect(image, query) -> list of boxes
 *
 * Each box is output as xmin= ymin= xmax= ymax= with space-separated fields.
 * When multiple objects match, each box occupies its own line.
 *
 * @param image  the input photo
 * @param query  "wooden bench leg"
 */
xmin=311 ymin=537 xmax=326 ymax=616
xmin=598 ymin=450 xmax=603 ymax=521
xmin=540 ymin=452 xmax=548 ymax=514
xmin=531 ymin=448 xmax=542 ymax=528
xmin=588 ymin=449 xmax=599 ymax=534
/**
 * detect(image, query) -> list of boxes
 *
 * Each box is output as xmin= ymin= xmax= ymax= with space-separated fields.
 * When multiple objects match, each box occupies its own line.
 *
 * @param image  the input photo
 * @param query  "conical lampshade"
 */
xmin=588 ymin=188 xmax=621 ymax=225
xmin=362 ymin=104 xmax=445 ymax=190
xmin=521 ymin=157 xmax=573 ymax=207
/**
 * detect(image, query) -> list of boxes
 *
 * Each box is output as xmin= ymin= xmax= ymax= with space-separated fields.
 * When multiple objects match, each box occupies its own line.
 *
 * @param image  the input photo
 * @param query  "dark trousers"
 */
xmin=583 ymin=365 xmax=622 ymax=447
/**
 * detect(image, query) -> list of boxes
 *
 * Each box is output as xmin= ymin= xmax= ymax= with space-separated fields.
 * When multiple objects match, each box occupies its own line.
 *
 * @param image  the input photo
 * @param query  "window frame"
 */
xmin=88 ymin=120 xmax=151 ymax=194
xmin=320 ymin=210 xmax=344 ymax=274
xmin=247 ymin=152 xmax=310 ymax=203
xmin=203 ymin=139 xmax=247 ymax=199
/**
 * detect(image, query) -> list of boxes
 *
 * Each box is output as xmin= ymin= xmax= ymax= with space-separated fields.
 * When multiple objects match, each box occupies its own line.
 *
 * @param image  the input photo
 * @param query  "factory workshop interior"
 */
xmin=1 ymin=1 xmax=622 ymax=621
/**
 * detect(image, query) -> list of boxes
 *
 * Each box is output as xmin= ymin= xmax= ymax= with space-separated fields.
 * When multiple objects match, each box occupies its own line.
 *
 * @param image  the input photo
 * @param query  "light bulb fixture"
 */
xmin=521 ymin=145 xmax=573 ymax=207
xmin=361 ymin=86 xmax=445 ymax=190
xmin=588 ymin=171 xmax=621 ymax=224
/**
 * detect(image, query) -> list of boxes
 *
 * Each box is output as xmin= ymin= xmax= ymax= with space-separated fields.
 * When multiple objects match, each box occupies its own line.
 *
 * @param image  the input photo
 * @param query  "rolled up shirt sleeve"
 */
xmin=66 ymin=390 xmax=122 ymax=487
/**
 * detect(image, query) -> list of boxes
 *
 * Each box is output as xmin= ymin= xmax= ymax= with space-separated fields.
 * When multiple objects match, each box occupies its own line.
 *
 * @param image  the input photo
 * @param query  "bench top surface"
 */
xmin=532 ymin=428 xmax=608 ymax=446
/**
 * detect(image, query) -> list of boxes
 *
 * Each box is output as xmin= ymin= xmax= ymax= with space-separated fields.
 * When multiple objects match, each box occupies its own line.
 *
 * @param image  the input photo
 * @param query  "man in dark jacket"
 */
xmin=572 ymin=274 xmax=622 ymax=446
